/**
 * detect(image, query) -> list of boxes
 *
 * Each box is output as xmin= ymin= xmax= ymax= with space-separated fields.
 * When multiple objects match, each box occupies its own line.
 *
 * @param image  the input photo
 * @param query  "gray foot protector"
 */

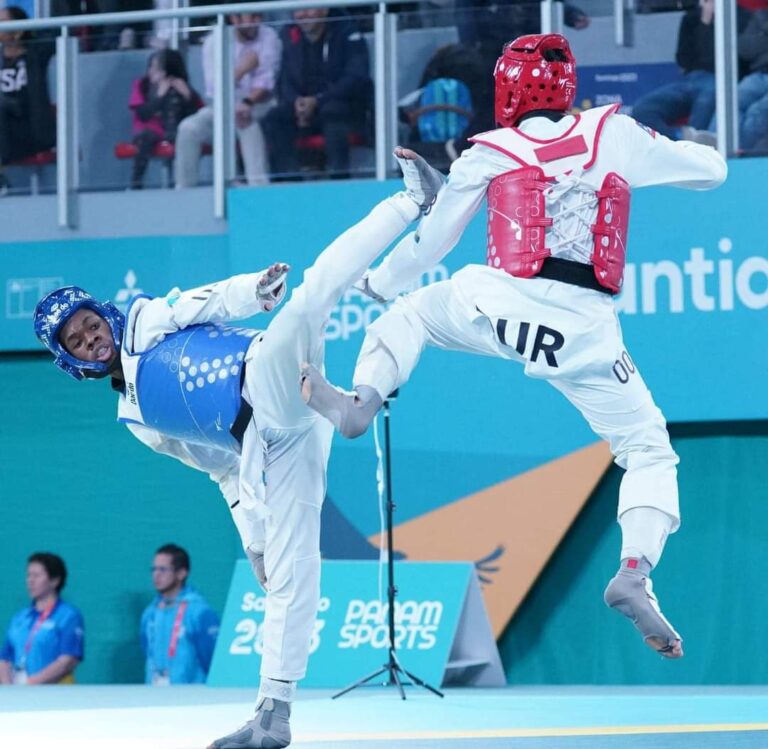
xmin=300 ymin=364 xmax=382 ymax=438
xmin=395 ymin=150 xmax=445 ymax=214
xmin=208 ymin=698 xmax=291 ymax=749
xmin=604 ymin=558 xmax=683 ymax=658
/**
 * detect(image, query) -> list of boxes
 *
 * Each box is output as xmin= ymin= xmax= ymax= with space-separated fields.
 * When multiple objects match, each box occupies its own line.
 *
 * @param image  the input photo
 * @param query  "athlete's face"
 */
xmin=59 ymin=308 xmax=117 ymax=366
xmin=26 ymin=562 xmax=59 ymax=602
xmin=151 ymin=554 xmax=187 ymax=596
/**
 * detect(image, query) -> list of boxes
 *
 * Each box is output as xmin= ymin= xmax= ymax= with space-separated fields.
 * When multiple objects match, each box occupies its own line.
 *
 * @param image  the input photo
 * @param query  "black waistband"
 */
xmin=230 ymin=364 xmax=252 ymax=447
xmin=537 ymin=257 xmax=613 ymax=295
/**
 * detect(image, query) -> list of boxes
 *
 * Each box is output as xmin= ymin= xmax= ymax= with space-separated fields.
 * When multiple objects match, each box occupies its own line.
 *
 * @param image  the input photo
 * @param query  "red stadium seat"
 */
xmin=7 ymin=149 xmax=57 ymax=194
xmin=294 ymin=132 xmax=365 ymax=150
xmin=114 ymin=140 xmax=213 ymax=187
xmin=293 ymin=132 xmax=366 ymax=176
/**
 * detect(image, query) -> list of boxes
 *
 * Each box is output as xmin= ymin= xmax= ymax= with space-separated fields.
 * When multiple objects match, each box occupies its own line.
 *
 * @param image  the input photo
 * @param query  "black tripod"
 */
xmin=333 ymin=393 xmax=444 ymax=700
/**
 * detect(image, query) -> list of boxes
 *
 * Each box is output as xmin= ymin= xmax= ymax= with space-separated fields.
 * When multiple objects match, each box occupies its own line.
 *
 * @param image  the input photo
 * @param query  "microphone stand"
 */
xmin=332 ymin=392 xmax=444 ymax=700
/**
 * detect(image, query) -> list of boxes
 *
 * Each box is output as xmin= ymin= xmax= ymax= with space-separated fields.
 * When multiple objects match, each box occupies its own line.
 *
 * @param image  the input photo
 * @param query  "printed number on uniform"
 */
xmin=612 ymin=351 xmax=636 ymax=384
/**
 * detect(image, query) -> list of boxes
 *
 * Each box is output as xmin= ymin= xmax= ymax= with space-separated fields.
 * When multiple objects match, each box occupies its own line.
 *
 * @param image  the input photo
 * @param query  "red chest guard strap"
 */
xmin=591 ymin=172 xmax=630 ymax=293
xmin=487 ymin=166 xmax=553 ymax=278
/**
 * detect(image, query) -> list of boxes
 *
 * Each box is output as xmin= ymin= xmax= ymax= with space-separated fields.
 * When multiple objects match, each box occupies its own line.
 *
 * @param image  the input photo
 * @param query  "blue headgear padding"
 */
xmin=33 ymin=286 xmax=125 ymax=381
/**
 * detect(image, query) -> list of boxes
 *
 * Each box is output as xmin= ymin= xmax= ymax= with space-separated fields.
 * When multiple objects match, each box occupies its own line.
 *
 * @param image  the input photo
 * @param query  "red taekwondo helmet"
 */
xmin=494 ymin=33 xmax=577 ymax=128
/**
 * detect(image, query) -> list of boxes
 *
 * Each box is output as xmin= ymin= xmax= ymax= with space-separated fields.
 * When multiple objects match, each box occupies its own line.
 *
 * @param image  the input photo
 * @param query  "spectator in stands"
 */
xmin=0 ymin=5 xmax=55 ymax=196
xmin=174 ymin=11 xmax=280 ymax=188
xmin=96 ymin=0 xmax=153 ymax=50
xmin=632 ymin=0 xmax=718 ymax=140
xmin=0 ymin=552 xmax=84 ymax=685
xmin=128 ymin=49 xmax=201 ymax=189
xmin=689 ymin=8 xmax=768 ymax=151
xmin=49 ymin=0 xmax=102 ymax=51
xmin=451 ymin=0 xmax=589 ymax=160
xmin=263 ymin=6 xmax=372 ymax=179
xmin=733 ymin=7 xmax=768 ymax=151
xmin=456 ymin=0 xmax=589 ymax=71
xmin=400 ymin=42 xmax=484 ymax=172
xmin=140 ymin=544 xmax=220 ymax=685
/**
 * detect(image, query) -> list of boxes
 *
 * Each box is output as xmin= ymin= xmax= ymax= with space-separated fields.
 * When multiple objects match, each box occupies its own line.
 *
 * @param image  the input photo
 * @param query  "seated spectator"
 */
xmin=632 ymin=0 xmax=717 ymax=140
xmin=49 ymin=0 xmax=102 ymax=52
xmin=456 ymin=0 xmax=589 ymax=71
xmin=451 ymin=0 xmax=589 ymax=161
xmin=399 ymin=43 xmax=484 ymax=172
xmin=734 ymin=7 xmax=768 ymax=151
xmin=129 ymin=49 xmax=201 ymax=189
xmin=0 ymin=552 xmax=84 ymax=685
xmin=263 ymin=6 xmax=373 ymax=180
xmin=694 ymin=8 xmax=768 ymax=151
xmin=174 ymin=11 xmax=281 ymax=188
xmin=0 ymin=6 xmax=55 ymax=196
xmin=96 ymin=0 xmax=153 ymax=50
xmin=140 ymin=544 xmax=219 ymax=685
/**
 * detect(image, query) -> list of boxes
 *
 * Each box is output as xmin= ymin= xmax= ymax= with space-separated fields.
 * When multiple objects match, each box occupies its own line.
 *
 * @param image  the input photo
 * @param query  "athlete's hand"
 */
xmin=257 ymin=263 xmax=290 ymax=312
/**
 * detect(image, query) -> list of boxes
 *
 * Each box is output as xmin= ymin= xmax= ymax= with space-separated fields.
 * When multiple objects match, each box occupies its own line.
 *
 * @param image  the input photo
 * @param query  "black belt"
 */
xmin=536 ymin=257 xmax=613 ymax=295
xmin=230 ymin=363 xmax=252 ymax=447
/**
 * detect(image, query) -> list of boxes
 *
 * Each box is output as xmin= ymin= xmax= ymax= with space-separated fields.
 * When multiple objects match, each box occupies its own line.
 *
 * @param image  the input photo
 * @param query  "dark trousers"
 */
xmin=0 ymin=98 xmax=36 ymax=164
xmin=264 ymin=102 xmax=356 ymax=178
xmin=131 ymin=89 xmax=191 ymax=187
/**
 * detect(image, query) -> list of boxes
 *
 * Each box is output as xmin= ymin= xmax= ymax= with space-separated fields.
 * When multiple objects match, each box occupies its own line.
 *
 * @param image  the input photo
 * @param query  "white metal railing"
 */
xmin=0 ymin=0 xmax=740 ymax=227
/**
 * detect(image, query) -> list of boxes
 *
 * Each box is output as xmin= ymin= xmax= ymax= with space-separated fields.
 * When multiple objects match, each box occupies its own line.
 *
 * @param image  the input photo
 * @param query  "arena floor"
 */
xmin=2 ymin=685 xmax=768 ymax=748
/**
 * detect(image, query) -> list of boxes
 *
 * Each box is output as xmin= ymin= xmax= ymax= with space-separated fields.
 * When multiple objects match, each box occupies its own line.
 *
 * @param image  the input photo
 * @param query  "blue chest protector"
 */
xmin=118 ymin=302 xmax=261 ymax=453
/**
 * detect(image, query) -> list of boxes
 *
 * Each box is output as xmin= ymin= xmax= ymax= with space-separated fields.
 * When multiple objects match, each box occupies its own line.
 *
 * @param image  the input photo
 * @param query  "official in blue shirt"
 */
xmin=140 ymin=544 xmax=220 ymax=685
xmin=0 ymin=552 xmax=84 ymax=685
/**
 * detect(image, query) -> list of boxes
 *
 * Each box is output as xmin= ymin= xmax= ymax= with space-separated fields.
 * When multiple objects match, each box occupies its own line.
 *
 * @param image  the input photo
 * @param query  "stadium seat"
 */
xmin=114 ymin=140 xmax=213 ymax=187
xmin=8 ymin=149 xmax=57 ymax=195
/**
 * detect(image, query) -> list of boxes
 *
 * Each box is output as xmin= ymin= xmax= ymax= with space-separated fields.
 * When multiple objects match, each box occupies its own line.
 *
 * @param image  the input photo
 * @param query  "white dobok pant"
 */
xmin=354 ymin=263 xmax=680 ymax=530
xmin=232 ymin=194 xmax=418 ymax=682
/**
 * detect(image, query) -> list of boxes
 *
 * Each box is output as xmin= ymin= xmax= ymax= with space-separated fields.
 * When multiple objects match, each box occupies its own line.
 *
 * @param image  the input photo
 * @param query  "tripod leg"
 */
xmin=389 ymin=660 xmax=407 ymax=700
xmin=400 ymin=665 xmax=445 ymax=698
xmin=332 ymin=665 xmax=389 ymax=700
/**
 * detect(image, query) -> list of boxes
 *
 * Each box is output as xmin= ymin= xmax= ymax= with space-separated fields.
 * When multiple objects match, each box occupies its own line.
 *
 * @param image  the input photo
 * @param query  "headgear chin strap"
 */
xmin=33 ymin=286 xmax=125 ymax=381
xmin=494 ymin=33 xmax=577 ymax=128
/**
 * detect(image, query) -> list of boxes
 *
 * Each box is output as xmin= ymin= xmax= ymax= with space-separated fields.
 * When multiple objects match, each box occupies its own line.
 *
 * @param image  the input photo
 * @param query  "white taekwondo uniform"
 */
xmin=354 ymin=105 xmax=727 ymax=529
xmin=114 ymin=193 xmax=419 ymax=682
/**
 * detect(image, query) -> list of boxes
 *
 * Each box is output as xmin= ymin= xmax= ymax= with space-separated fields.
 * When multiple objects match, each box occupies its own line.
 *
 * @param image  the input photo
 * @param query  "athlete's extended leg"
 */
xmin=253 ymin=146 xmax=444 ymax=430
xmin=552 ymin=360 xmax=683 ymax=658
xmin=250 ymin=191 xmax=420 ymax=430
xmin=302 ymin=275 xmax=503 ymax=437
xmin=207 ymin=418 xmax=333 ymax=749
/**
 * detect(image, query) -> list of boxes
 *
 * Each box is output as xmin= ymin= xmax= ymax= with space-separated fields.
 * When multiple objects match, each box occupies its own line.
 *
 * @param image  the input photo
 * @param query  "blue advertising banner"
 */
xmin=207 ymin=560 xmax=477 ymax=688
xmin=575 ymin=63 xmax=682 ymax=115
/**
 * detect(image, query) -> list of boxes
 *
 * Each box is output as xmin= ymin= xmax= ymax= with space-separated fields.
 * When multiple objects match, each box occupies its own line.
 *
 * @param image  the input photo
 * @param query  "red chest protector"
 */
xmin=472 ymin=105 xmax=630 ymax=294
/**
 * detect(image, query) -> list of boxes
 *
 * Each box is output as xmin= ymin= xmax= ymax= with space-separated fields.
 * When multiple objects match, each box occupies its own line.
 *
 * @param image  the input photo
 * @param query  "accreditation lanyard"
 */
xmin=167 ymin=601 xmax=188 ymax=659
xmin=22 ymin=601 xmax=56 ymax=665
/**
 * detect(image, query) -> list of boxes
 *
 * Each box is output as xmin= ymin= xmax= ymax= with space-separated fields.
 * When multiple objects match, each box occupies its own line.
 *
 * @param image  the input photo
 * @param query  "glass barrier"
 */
xmin=0 ymin=31 xmax=57 ymax=197
xmin=67 ymin=10 xmax=379 ymax=193
xmin=0 ymin=2 xmax=757 ymax=202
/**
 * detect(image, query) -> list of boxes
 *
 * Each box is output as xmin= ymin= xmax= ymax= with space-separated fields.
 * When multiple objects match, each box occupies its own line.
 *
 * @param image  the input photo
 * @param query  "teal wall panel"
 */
xmin=0 ymin=356 xmax=242 ymax=684
xmin=1 ymin=157 xmax=767 ymax=684
xmin=500 ymin=430 xmax=768 ymax=684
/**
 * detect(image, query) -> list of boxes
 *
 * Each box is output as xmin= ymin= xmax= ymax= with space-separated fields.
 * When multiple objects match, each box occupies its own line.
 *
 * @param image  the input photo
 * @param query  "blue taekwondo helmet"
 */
xmin=33 ymin=286 xmax=125 ymax=381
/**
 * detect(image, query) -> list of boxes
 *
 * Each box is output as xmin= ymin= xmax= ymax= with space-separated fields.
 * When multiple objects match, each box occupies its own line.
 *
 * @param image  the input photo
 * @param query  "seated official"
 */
xmin=0 ymin=552 xmax=84 ymax=685
xmin=140 ymin=544 xmax=220 ymax=685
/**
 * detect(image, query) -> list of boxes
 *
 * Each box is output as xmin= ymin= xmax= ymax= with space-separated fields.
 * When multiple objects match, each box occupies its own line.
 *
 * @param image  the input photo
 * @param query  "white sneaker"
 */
xmin=207 ymin=698 xmax=291 ymax=749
